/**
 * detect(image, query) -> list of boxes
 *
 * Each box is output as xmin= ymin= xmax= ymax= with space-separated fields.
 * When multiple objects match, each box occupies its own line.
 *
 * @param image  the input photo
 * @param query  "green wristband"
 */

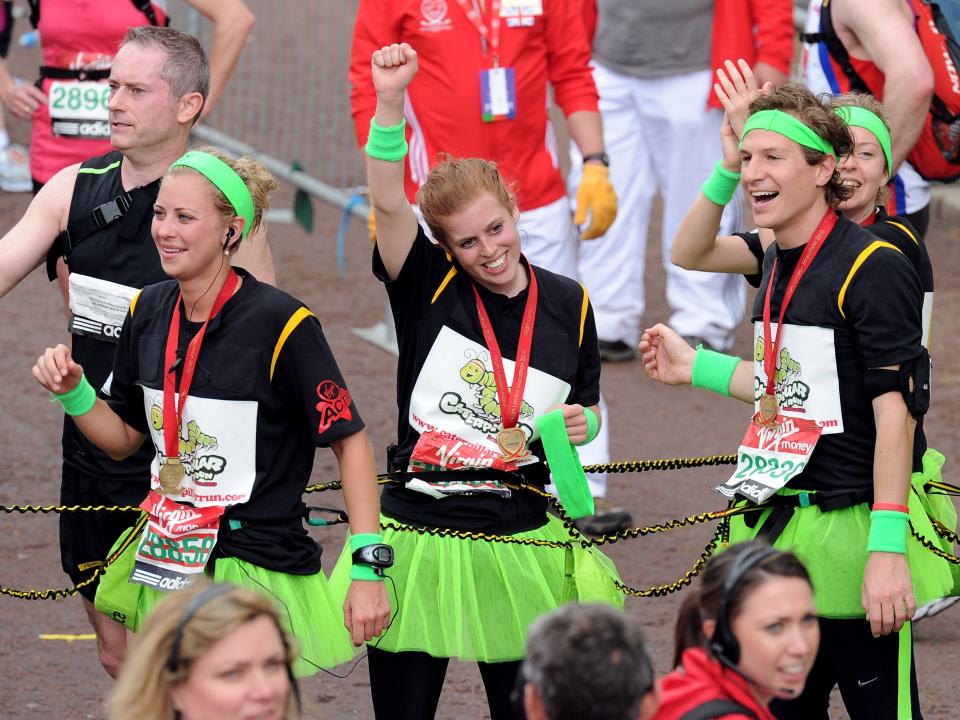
xmin=701 ymin=161 xmax=741 ymax=206
xmin=867 ymin=510 xmax=909 ymax=554
xmin=365 ymin=118 xmax=408 ymax=162
xmin=54 ymin=374 xmax=97 ymax=416
xmin=350 ymin=563 xmax=384 ymax=582
xmin=574 ymin=407 xmax=600 ymax=446
xmin=691 ymin=346 xmax=741 ymax=397
xmin=349 ymin=533 xmax=384 ymax=552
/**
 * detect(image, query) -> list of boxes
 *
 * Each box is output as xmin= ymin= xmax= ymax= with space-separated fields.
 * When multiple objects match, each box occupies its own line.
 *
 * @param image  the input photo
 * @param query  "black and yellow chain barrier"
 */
xmin=3 ymin=455 xmax=959 ymax=599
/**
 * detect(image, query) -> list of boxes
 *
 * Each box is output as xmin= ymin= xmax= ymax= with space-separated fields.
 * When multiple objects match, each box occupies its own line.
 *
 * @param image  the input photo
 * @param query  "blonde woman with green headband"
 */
xmin=31 ymin=147 xmax=391 ymax=675
xmin=638 ymin=82 xmax=956 ymax=719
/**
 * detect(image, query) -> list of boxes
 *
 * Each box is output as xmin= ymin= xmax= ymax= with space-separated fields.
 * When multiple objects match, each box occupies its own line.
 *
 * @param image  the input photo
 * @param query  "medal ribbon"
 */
xmin=472 ymin=263 xmax=538 ymax=431
xmin=761 ymin=209 xmax=837 ymax=397
xmin=162 ymin=270 xmax=239 ymax=464
xmin=858 ymin=209 xmax=877 ymax=227
xmin=455 ymin=0 xmax=502 ymax=64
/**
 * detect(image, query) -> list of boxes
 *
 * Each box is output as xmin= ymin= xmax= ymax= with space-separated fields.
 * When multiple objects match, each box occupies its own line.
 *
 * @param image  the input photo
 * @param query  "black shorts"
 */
xmin=771 ymin=617 xmax=921 ymax=720
xmin=59 ymin=464 xmax=145 ymax=602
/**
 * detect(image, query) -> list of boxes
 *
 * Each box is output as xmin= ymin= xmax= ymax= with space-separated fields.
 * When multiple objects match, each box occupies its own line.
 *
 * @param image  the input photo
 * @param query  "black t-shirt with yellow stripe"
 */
xmin=742 ymin=214 xmax=925 ymax=492
xmin=104 ymin=269 xmax=365 ymax=573
xmin=374 ymin=227 xmax=601 ymax=533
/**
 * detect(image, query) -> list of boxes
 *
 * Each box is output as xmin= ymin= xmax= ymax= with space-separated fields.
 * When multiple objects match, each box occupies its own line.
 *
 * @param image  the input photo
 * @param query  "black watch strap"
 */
xmin=582 ymin=152 xmax=610 ymax=167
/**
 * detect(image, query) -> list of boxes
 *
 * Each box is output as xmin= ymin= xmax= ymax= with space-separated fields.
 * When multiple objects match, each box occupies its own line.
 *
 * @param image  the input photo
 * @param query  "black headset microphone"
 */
xmin=709 ymin=545 xmax=800 ymax=699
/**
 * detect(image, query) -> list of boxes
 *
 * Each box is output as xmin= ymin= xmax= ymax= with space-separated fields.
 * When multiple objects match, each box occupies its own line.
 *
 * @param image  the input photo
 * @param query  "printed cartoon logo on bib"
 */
xmin=49 ymin=81 xmax=110 ymax=138
xmin=145 ymin=393 xmax=257 ymax=506
xmin=408 ymin=327 xmax=570 ymax=474
xmin=131 ymin=491 xmax=223 ymax=591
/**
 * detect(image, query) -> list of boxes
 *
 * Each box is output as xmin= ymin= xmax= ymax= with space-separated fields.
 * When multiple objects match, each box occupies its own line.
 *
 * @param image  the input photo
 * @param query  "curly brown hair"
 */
xmin=748 ymin=84 xmax=855 ymax=208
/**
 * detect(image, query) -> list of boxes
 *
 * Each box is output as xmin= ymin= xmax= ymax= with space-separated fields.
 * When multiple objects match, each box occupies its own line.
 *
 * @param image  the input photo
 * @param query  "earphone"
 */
xmin=223 ymin=227 xmax=236 ymax=254
xmin=709 ymin=545 xmax=800 ymax=698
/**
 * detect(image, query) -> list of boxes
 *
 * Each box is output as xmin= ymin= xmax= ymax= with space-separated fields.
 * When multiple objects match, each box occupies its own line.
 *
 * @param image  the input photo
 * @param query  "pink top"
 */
xmin=30 ymin=0 xmax=167 ymax=184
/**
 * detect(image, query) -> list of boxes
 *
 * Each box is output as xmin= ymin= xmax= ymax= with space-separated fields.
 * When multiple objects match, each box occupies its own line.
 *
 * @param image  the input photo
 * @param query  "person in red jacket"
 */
xmin=654 ymin=543 xmax=819 ymax=720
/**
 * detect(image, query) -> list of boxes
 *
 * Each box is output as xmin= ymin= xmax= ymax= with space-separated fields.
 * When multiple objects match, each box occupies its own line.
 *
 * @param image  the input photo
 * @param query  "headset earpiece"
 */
xmin=709 ymin=545 xmax=779 ymax=666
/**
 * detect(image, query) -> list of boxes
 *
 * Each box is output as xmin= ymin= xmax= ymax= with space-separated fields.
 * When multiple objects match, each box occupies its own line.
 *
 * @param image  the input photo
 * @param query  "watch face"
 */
xmin=371 ymin=545 xmax=394 ymax=565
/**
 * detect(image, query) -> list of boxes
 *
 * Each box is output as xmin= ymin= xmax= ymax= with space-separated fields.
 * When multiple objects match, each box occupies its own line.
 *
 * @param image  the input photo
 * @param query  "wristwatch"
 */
xmin=582 ymin=152 xmax=610 ymax=167
xmin=352 ymin=543 xmax=395 ymax=576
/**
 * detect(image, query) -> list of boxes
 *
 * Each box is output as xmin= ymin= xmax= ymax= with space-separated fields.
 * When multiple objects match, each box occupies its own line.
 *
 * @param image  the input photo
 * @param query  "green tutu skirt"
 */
xmin=329 ymin=512 xmax=623 ymax=663
xmin=727 ymin=448 xmax=958 ymax=617
xmin=94 ymin=516 xmax=356 ymax=675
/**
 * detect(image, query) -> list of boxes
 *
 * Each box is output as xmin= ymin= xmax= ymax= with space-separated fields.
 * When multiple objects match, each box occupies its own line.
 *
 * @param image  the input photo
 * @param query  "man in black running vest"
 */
xmin=0 ymin=26 xmax=273 ymax=676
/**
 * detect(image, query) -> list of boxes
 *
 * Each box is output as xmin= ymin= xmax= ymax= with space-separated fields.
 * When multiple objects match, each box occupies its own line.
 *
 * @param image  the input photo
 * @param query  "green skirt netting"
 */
xmin=94 ymin=517 xmax=357 ymax=676
xmin=727 ymin=448 xmax=959 ymax=618
xmin=328 ymin=512 xmax=623 ymax=663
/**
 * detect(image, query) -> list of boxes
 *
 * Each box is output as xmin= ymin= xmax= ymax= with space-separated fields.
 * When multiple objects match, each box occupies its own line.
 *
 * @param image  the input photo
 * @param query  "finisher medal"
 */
xmin=158 ymin=458 xmax=185 ymax=495
xmin=496 ymin=426 xmax=530 ymax=462
xmin=757 ymin=393 xmax=779 ymax=427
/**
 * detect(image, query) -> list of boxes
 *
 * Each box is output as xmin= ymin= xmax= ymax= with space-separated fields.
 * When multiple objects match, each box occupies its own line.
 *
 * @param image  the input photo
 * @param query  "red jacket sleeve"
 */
xmin=349 ymin=0 xmax=400 ymax=149
xmin=545 ymin=0 xmax=599 ymax=115
xmin=752 ymin=0 xmax=795 ymax=75
xmin=582 ymin=0 xmax=597 ymax=48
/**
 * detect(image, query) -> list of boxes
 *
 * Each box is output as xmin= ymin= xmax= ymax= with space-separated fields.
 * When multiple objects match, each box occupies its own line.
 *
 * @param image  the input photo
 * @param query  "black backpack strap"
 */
xmin=680 ymin=699 xmax=759 ymax=720
xmin=802 ymin=0 xmax=870 ymax=94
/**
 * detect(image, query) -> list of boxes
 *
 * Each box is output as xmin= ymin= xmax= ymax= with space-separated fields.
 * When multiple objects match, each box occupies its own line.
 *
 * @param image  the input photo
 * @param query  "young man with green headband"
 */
xmin=640 ymin=83 xmax=955 ymax=719
xmin=0 ymin=26 xmax=273 ymax=678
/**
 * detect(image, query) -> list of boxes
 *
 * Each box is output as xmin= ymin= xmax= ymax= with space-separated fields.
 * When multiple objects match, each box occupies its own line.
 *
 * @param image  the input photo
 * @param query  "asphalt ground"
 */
xmin=1 ymin=175 xmax=958 ymax=717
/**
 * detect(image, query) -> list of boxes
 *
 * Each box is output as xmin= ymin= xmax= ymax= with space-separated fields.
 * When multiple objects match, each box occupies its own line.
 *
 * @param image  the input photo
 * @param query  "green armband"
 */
xmin=349 ymin=532 xmax=384 ymax=552
xmin=691 ymin=346 xmax=741 ymax=397
xmin=574 ymin=407 xmax=599 ymax=446
xmin=365 ymin=118 xmax=408 ymax=162
xmin=701 ymin=161 xmax=741 ymax=206
xmin=350 ymin=564 xmax=384 ymax=582
xmin=867 ymin=510 xmax=909 ymax=554
xmin=54 ymin=374 xmax=97 ymax=416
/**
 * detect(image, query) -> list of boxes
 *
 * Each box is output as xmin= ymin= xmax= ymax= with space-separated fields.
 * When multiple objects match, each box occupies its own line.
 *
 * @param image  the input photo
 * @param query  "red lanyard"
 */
xmin=162 ymin=270 xmax=239 ymax=462
xmin=455 ymin=0 xmax=502 ymax=65
xmin=761 ymin=209 xmax=837 ymax=396
xmin=471 ymin=265 xmax=537 ymax=430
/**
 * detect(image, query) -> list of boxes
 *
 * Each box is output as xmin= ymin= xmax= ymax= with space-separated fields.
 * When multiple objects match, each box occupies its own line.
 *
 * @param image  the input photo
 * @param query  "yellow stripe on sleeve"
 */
xmin=129 ymin=290 xmax=142 ymax=316
xmin=270 ymin=307 xmax=317 ymax=381
xmin=885 ymin=221 xmax=919 ymax=246
xmin=837 ymin=241 xmax=902 ymax=318
xmin=578 ymin=283 xmax=589 ymax=347
xmin=431 ymin=266 xmax=458 ymax=304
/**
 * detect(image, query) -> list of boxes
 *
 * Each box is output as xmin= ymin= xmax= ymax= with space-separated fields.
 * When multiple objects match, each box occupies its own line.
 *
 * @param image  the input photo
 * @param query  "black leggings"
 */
xmin=368 ymin=646 xmax=522 ymax=720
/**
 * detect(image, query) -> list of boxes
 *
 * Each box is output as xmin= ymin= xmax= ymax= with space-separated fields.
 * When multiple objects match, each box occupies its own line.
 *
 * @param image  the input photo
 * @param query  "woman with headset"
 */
xmin=654 ymin=542 xmax=819 ymax=720
xmin=110 ymin=582 xmax=300 ymax=720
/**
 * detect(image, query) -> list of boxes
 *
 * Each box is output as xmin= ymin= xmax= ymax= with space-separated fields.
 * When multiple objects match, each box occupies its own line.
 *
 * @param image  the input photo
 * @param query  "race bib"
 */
xmin=130 ymin=492 xmax=223 ymax=592
xmin=49 ymin=81 xmax=110 ymax=138
xmin=717 ymin=416 xmax=823 ymax=504
xmin=68 ymin=274 xmax=139 ymax=343
xmin=480 ymin=67 xmax=516 ymax=122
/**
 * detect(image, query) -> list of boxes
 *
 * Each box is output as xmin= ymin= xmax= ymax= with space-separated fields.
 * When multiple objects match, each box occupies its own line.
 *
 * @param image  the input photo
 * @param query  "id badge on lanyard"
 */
xmin=480 ymin=66 xmax=517 ymax=122
xmin=130 ymin=491 xmax=224 ymax=591
xmin=48 ymin=81 xmax=110 ymax=138
xmin=717 ymin=416 xmax=823 ymax=503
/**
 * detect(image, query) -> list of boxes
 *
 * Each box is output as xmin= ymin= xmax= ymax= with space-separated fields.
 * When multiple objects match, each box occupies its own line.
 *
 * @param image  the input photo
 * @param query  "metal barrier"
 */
xmin=169 ymin=0 xmax=366 ymax=215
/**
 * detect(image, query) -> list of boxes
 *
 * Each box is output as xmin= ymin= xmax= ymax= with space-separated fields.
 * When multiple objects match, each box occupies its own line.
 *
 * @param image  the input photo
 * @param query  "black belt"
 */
xmin=742 ymin=487 xmax=873 ymax=545
xmin=38 ymin=66 xmax=110 ymax=82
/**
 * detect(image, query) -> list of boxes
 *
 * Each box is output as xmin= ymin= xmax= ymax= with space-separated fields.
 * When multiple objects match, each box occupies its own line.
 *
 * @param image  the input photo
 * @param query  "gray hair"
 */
xmin=523 ymin=604 xmax=655 ymax=720
xmin=120 ymin=26 xmax=209 ymax=104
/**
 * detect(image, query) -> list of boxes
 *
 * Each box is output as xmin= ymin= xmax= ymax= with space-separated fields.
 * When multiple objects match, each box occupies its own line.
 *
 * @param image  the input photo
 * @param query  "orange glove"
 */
xmin=575 ymin=163 xmax=617 ymax=240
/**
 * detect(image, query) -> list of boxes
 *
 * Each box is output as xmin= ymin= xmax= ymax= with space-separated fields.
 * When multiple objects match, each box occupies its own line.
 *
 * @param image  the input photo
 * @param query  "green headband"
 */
xmin=169 ymin=150 xmax=255 ymax=239
xmin=740 ymin=109 xmax=836 ymax=157
xmin=835 ymin=105 xmax=893 ymax=173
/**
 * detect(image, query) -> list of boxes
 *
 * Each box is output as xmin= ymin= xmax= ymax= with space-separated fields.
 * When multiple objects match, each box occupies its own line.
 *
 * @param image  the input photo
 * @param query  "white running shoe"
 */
xmin=0 ymin=144 xmax=32 ymax=192
xmin=913 ymin=595 xmax=959 ymax=622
